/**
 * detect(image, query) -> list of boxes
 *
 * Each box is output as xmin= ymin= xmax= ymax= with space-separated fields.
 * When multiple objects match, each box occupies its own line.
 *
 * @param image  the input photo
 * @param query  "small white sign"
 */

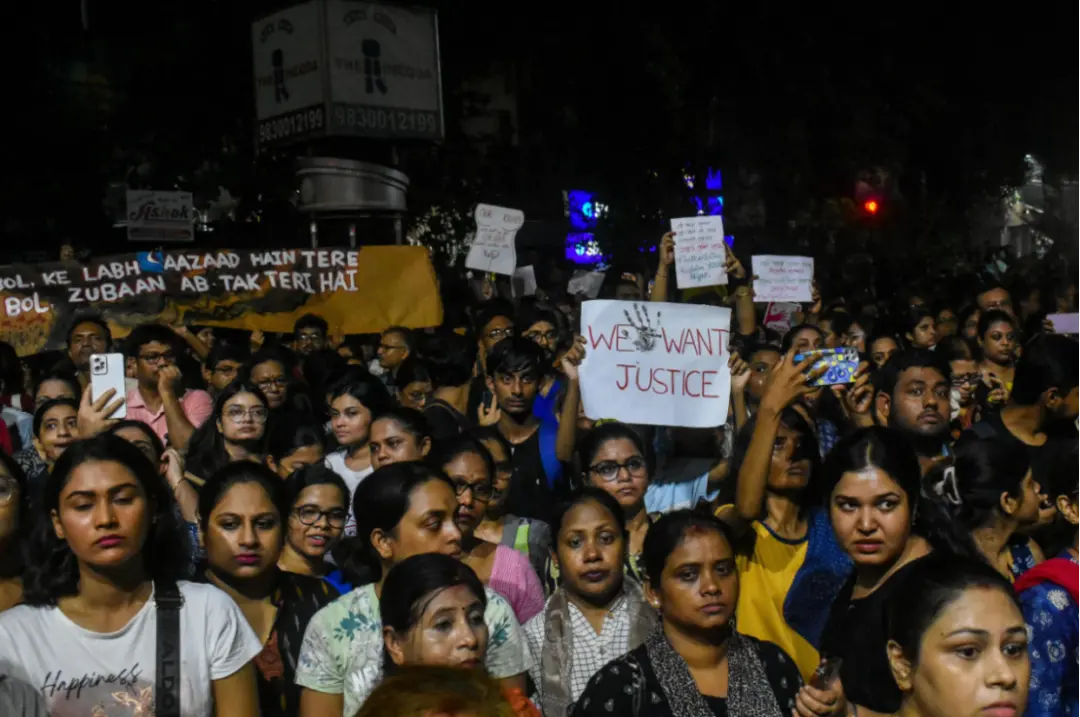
xmin=464 ymin=204 xmax=523 ymax=276
xmin=580 ymin=301 xmax=732 ymax=427
xmin=125 ymin=191 xmax=195 ymax=242
xmin=567 ymin=271 xmax=606 ymax=298
xmin=752 ymin=255 xmax=814 ymax=303
xmin=669 ymin=216 xmax=728 ymax=289
xmin=513 ymin=266 xmax=537 ymax=297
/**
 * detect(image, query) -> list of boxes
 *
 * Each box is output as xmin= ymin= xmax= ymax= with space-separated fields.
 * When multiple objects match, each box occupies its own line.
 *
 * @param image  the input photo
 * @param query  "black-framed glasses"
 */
xmin=256 ymin=377 xmax=288 ymax=390
xmin=297 ymin=331 xmax=324 ymax=345
xmin=486 ymin=328 xmax=513 ymax=342
xmin=140 ymin=351 xmax=176 ymax=365
xmin=224 ymin=406 xmax=269 ymax=422
xmin=524 ymin=330 xmax=558 ymax=344
xmin=450 ymin=479 xmax=493 ymax=501
xmin=294 ymin=505 xmax=347 ymax=528
xmin=589 ymin=456 xmax=648 ymax=482
xmin=950 ymin=372 xmax=982 ymax=388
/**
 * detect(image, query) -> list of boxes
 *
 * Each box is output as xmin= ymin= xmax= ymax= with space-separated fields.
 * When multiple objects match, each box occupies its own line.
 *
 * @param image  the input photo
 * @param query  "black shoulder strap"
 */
xmin=154 ymin=581 xmax=184 ymax=717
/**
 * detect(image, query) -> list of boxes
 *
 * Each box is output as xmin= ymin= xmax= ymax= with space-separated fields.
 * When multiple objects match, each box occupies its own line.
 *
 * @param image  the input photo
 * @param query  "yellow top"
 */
xmin=732 ymin=519 xmax=821 ymax=681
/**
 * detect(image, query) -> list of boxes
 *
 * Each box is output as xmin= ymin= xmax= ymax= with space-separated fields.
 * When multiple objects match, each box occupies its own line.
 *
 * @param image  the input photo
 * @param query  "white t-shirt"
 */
xmin=0 ymin=581 xmax=262 ymax=717
xmin=324 ymin=451 xmax=374 ymax=537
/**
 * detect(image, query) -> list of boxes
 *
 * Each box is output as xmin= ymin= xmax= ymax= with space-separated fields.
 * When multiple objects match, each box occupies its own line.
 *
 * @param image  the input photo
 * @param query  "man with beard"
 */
xmin=961 ymin=334 xmax=1079 ymax=493
xmin=486 ymin=336 xmax=584 ymax=523
xmin=292 ymin=313 xmax=328 ymax=357
xmin=873 ymin=349 xmax=952 ymax=474
xmin=64 ymin=316 xmax=111 ymax=390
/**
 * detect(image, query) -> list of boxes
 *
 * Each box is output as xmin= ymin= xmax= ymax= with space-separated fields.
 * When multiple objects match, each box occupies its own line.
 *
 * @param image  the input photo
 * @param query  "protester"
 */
xmin=265 ymin=415 xmax=326 ymax=478
xmin=202 ymin=342 xmax=250 ymax=396
xmin=977 ymin=309 xmax=1019 ymax=400
xmin=64 ymin=315 xmax=110 ymax=389
xmin=374 ymin=326 xmax=414 ymax=390
xmin=867 ymin=330 xmax=902 ymax=369
xmin=185 ymin=380 xmax=269 ymax=485
xmin=422 ymin=328 xmax=481 ymax=439
xmin=368 ymin=407 xmax=432 ymax=469
xmin=31 ymin=371 xmax=80 ymax=410
xmin=903 ymin=306 xmax=939 ymax=350
xmin=247 ymin=347 xmax=294 ymax=412
xmin=394 ymin=357 xmax=432 ymax=410
xmin=293 ymin=314 xmax=329 ymax=357
xmin=872 ymin=349 xmax=952 ymax=472
xmin=12 ymin=398 xmax=79 ymax=499
xmin=278 ymin=464 xmax=352 ymax=594
xmin=0 ymin=452 xmax=27 ymax=612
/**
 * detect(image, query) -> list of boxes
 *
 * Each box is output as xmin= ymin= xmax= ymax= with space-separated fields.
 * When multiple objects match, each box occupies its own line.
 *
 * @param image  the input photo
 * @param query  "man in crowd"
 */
xmin=124 ymin=324 xmax=212 ymax=450
xmin=374 ymin=326 xmax=414 ymax=392
xmin=65 ymin=316 xmax=111 ymax=390
xmin=976 ymin=282 xmax=1015 ymax=318
xmin=422 ymin=329 xmax=478 ymax=440
xmin=201 ymin=343 xmax=250 ymax=397
xmin=873 ymin=349 xmax=952 ymax=473
xmin=293 ymin=314 xmax=328 ymax=357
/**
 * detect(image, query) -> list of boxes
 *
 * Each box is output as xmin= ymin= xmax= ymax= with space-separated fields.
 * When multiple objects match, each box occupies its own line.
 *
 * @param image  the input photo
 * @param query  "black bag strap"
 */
xmin=154 ymin=580 xmax=184 ymax=717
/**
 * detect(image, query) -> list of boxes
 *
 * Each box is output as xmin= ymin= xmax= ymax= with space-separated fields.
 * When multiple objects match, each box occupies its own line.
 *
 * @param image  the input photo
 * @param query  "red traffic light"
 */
xmin=863 ymin=199 xmax=879 ymax=215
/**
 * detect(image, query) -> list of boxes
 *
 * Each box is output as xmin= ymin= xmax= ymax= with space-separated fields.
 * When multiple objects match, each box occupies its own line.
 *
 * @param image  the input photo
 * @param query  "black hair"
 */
xmin=328 ymin=372 xmax=394 ymax=418
xmin=470 ymin=426 xmax=512 ymax=461
xmin=301 ymin=349 xmax=348 ymax=398
xmin=395 ymin=358 xmax=432 ymax=391
xmin=106 ymin=420 xmax=166 ymax=460
xmin=22 ymin=434 xmax=189 ymax=605
xmin=0 ymin=341 xmax=24 ymax=396
xmin=780 ymin=324 xmax=824 ymax=354
xmin=821 ymin=310 xmax=854 ymax=339
xmin=744 ymin=341 xmax=783 ymax=363
xmin=418 ymin=329 xmax=478 ymax=388
xmin=886 ymin=555 xmax=1019 ymax=665
xmin=957 ymin=304 xmax=981 ymax=334
xmin=283 ymin=464 xmax=350 ymax=510
xmin=577 ymin=421 xmax=653 ymax=477
xmin=471 ymin=300 xmax=515 ymax=338
xmin=484 ymin=337 xmax=545 ymax=380
xmin=937 ymin=335 xmax=976 ymax=363
xmin=551 ymin=487 xmax=628 ymax=543
xmin=516 ymin=304 xmax=563 ymax=340
xmin=335 ymin=462 xmax=455 ymax=585
xmin=33 ymin=372 xmax=81 ymax=405
xmin=0 ymin=452 xmax=29 ymax=578
xmin=123 ymin=324 xmax=180 ymax=358
xmin=1042 ymin=436 xmax=1079 ymax=502
xmin=900 ymin=306 xmax=936 ymax=340
xmin=197 ymin=461 xmax=290 ymax=535
xmin=205 ymin=342 xmax=251 ymax=372
xmin=65 ymin=314 xmax=111 ymax=349
xmin=266 ymin=415 xmax=326 ymax=463
xmin=642 ymin=509 xmax=734 ymax=587
xmin=873 ymin=349 xmax=951 ymax=398
xmin=373 ymin=407 xmax=432 ymax=442
xmin=866 ymin=329 xmax=904 ymax=356
xmin=32 ymin=398 xmax=79 ymax=438
xmin=246 ymin=346 xmax=295 ymax=377
xmin=185 ymin=380 xmax=269 ymax=480
xmin=1010 ymin=334 xmax=1079 ymax=406
xmin=428 ymin=435 xmax=495 ymax=486
xmin=930 ymin=438 xmax=1032 ymax=544
xmin=976 ymin=309 xmax=1015 ymax=340
xmin=294 ymin=313 xmax=329 ymax=337
xmin=382 ymin=326 xmax=417 ymax=353
xmin=722 ymin=407 xmax=821 ymax=509
xmin=379 ymin=553 xmax=487 ymax=669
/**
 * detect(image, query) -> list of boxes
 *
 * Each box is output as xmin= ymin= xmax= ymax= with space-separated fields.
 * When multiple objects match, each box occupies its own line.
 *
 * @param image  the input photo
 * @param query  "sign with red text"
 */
xmin=763 ymin=302 xmax=801 ymax=335
xmin=751 ymin=255 xmax=814 ymax=303
xmin=580 ymin=300 xmax=731 ymax=427
xmin=669 ymin=215 xmax=728 ymax=289
xmin=125 ymin=191 xmax=195 ymax=242
xmin=465 ymin=203 xmax=523 ymax=276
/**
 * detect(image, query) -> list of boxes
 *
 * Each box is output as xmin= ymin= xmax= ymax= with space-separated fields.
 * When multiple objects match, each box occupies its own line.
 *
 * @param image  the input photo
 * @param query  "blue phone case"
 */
xmin=794 ymin=348 xmax=859 ymax=386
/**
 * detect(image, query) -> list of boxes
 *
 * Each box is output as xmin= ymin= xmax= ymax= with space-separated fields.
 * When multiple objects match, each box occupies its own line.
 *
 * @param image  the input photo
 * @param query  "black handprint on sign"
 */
xmin=621 ymin=303 xmax=662 ymax=352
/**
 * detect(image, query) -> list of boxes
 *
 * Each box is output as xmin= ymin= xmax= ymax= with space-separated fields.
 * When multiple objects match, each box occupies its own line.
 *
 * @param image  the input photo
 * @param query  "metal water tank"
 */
xmin=296 ymin=158 xmax=410 ymax=213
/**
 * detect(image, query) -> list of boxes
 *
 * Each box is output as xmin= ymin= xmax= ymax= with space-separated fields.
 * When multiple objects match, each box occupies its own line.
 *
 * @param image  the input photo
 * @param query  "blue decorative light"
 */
xmin=566 ymin=232 xmax=605 ymax=265
xmin=566 ymin=190 xmax=599 ymax=230
xmin=705 ymin=168 xmax=723 ymax=192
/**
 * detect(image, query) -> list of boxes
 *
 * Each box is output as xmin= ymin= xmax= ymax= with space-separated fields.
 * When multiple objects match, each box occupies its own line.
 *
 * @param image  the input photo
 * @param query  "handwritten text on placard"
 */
xmin=465 ymin=203 xmax=524 ymax=276
xmin=579 ymin=301 xmax=731 ymax=427
xmin=669 ymin=216 xmax=728 ymax=289
xmin=752 ymin=256 xmax=814 ymax=303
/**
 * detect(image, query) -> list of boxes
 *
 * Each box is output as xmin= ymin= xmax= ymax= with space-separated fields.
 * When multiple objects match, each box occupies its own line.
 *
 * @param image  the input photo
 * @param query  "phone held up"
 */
xmin=810 ymin=657 xmax=843 ymax=690
xmin=794 ymin=348 xmax=859 ymax=387
xmin=90 ymin=353 xmax=128 ymax=419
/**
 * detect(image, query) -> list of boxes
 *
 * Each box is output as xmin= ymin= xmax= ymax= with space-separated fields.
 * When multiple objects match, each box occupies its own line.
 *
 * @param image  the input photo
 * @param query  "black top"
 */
xmin=424 ymin=399 xmax=473 ymax=440
xmin=962 ymin=412 xmax=1073 ymax=492
xmin=820 ymin=556 xmax=927 ymax=714
xmin=502 ymin=429 xmax=576 ymax=525
xmin=572 ymin=636 xmax=801 ymax=717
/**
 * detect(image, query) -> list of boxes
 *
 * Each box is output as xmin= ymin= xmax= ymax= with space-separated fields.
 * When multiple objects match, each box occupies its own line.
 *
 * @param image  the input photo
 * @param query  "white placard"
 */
xmin=513 ymin=266 xmax=537 ymax=297
xmin=251 ymin=2 xmax=326 ymax=147
xmin=752 ymin=256 xmax=814 ymax=303
xmin=580 ymin=301 xmax=731 ymax=427
xmin=125 ymin=191 xmax=195 ymax=242
xmin=763 ymin=302 xmax=801 ymax=334
xmin=1047 ymin=313 xmax=1079 ymax=334
xmin=567 ymin=271 xmax=606 ymax=299
xmin=669 ymin=216 xmax=728 ymax=289
xmin=325 ymin=1 xmax=443 ymax=139
xmin=465 ymin=204 xmax=523 ymax=276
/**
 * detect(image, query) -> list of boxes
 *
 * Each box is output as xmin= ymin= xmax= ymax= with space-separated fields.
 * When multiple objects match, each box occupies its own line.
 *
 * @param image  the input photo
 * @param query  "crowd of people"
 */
xmin=0 ymin=235 xmax=1075 ymax=717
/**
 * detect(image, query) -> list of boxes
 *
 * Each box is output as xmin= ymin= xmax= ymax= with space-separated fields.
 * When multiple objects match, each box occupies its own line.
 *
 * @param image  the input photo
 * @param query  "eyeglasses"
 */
xmin=486 ymin=328 xmax=513 ymax=342
xmin=0 ymin=477 xmax=17 ymax=504
xmin=589 ymin=456 xmax=648 ymax=482
xmin=224 ymin=406 xmax=269 ymax=422
xmin=139 ymin=351 xmax=176 ymax=365
xmin=297 ymin=332 xmax=324 ymax=344
xmin=524 ymin=330 xmax=558 ymax=344
xmin=294 ymin=505 xmax=347 ymax=528
xmin=256 ymin=377 xmax=288 ymax=390
xmin=950 ymin=373 xmax=982 ymax=388
xmin=450 ymin=479 xmax=493 ymax=501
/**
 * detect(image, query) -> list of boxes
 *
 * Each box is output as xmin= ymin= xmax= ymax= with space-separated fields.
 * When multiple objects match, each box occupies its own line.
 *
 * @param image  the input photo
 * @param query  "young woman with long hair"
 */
xmin=0 ymin=434 xmax=261 ymax=715
xmin=184 ymin=380 xmax=269 ymax=486
xmin=368 ymin=407 xmax=432 ymax=469
xmin=278 ymin=464 xmax=352 ymax=594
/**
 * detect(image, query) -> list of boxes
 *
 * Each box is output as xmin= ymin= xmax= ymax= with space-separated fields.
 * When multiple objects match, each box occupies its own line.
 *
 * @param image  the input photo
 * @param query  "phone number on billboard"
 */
xmin=258 ymin=108 xmax=325 ymax=145
xmin=333 ymin=105 xmax=440 ymax=138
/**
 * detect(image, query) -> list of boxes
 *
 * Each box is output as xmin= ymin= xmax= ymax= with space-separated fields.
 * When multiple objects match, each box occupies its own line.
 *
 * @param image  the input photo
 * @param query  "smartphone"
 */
xmin=90 ymin=353 xmax=128 ymax=419
xmin=794 ymin=348 xmax=859 ymax=387
xmin=811 ymin=657 xmax=843 ymax=689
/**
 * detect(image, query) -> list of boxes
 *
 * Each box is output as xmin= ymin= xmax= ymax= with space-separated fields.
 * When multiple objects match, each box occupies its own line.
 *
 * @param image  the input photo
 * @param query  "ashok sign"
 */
xmin=252 ymin=0 xmax=443 ymax=149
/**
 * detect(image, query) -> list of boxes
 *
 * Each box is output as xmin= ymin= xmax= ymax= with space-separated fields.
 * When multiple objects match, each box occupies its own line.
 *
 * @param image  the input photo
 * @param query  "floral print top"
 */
xmin=1019 ymin=552 xmax=1078 ymax=717
xmin=294 ymin=583 xmax=531 ymax=717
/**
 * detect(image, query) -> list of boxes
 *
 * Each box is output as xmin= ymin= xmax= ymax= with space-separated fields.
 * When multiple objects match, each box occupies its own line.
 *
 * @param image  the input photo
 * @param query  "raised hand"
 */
xmin=659 ymin=232 xmax=675 ymax=267
xmin=560 ymin=336 xmax=588 ymax=381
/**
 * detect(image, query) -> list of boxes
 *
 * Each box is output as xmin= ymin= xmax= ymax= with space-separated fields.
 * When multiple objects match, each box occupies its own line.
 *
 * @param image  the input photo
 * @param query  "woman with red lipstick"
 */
xmin=201 ymin=462 xmax=339 ymax=717
xmin=369 ymin=407 xmax=432 ymax=469
xmin=431 ymin=435 xmax=545 ymax=624
xmin=323 ymin=374 xmax=394 ymax=537
xmin=185 ymin=380 xmax=270 ymax=486
xmin=523 ymin=488 xmax=658 ymax=716
xmin=574 ymin=510 xmax=803 ymax=717
xmin=0 ymin=434 xmax=262 ymax=716
xmin=278 ymin=464 xmax=352 ymax=595
xmin=886 ymin=557 xmax=1030 ymax=717
xmin=295 ymin=462 xmax=531 ymax=717
xmin=379 ymin=553 xmax=541 ymax=717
